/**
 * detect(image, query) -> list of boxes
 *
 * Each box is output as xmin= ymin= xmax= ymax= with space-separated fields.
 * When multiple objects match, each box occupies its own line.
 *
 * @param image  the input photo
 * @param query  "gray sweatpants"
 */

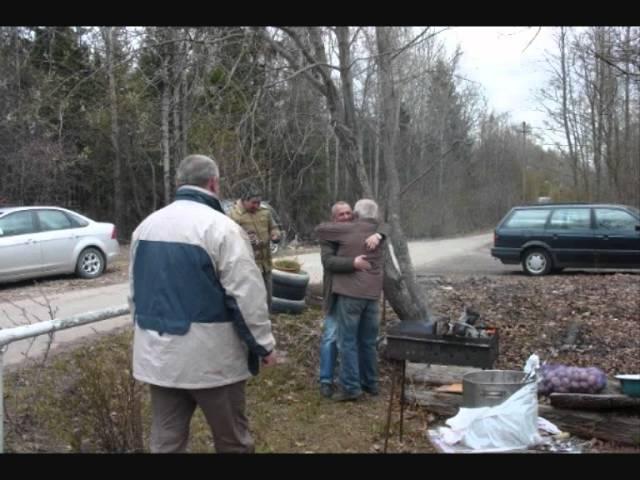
xmin=149 ymin=381 xmax=254 ymax=453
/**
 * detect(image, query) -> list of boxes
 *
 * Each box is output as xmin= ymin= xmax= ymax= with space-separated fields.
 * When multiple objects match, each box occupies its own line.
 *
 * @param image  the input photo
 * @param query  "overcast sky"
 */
xmin=438 ymin=27 xmax=559 ymax=145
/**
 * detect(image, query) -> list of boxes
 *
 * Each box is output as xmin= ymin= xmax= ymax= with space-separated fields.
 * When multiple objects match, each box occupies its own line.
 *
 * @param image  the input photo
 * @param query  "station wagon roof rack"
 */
xmin=519 ymin=202 xmax=626 ymax=207
xmin=521 ymin=202 xmax=590 ymax=206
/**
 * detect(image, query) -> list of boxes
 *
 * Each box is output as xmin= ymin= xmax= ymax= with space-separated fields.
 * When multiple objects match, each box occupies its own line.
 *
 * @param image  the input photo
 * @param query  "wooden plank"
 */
xmin=434 ymin=383 xmax=463 ymax=394
xmin=550 ymin=393 xmax=640 ymax=410
xmin=405 ymin=389 xmax=462 ymax=417
xmin=405 ymin=364 xmax=483 ymax=386
xmin=538 ymin=405 xmax=640 ymax=446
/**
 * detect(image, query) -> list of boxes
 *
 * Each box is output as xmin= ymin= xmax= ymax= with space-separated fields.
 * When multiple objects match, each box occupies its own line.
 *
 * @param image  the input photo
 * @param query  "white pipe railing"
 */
xmin=0 ymin=304 xmax=130 ymax=453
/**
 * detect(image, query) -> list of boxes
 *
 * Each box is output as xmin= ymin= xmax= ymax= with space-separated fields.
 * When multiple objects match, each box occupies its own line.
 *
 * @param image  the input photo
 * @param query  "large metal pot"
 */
xmin=463 ymin=370 xmax=533 ymax=407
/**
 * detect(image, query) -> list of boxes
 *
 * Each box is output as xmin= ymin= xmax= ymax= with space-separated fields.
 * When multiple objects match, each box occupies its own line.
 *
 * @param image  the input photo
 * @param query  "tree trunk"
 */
xmin=103 ymin=27 xmax=123 ymax=233
xmin=331 ymin=27 xmax=372 ymax=199
xmin=180 ymin=28 xmax=189 ymax=161
xmin=376 ymin=26 xmax=430 ymax=321
xmin=538 ymin=405 xmax=640 ymax=446
xmin=549 ymin=393 xmax=640 ymax=411
xmin=160 ymin=33 xmax=171 ymax=206
xmin=172 ymin=77 xmax=181 ymax=167
xmin=623 ymin=27 xmax=631 ymax=201
xmin=171 ymin=29 xmax=183 ymax=165
xmin=559 ymin=28 xmax=579 ymax=193
xmin=334 ymin=133 xmax=339 ymax=201
xmin=374 ymin=118 xmax=381 ymax=198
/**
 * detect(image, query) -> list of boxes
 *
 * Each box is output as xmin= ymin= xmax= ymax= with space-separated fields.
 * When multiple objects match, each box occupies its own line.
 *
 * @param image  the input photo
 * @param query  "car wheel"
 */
xmin=522 ymin=248 xmax=552 ymax=276
xmin=76 ymin=247 xmax=105 ymax=279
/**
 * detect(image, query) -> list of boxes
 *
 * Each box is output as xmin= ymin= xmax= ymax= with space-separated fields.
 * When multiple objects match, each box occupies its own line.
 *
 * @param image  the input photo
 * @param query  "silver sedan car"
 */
xmin=0 ymin=206 xmax=120 ymax=283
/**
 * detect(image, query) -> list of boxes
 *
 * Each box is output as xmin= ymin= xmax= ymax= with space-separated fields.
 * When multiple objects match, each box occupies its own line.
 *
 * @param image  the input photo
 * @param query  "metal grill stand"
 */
xmin=381 ymin=321 xmax=499 ymax=453
xmin=383 ymin=359 xmax=406 ymax=453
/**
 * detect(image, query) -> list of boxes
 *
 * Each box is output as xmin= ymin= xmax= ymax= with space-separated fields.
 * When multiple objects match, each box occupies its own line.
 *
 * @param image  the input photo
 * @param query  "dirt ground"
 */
xmin=2 ymin=255 xmax=639 ymax=453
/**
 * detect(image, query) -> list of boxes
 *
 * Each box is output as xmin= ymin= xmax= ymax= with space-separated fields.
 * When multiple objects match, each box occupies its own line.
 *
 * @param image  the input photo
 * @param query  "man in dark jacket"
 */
xmin=316 ymin=199 xmax=387 ymax=401
xmin=318 ymin=201 xmax=381 ymax=398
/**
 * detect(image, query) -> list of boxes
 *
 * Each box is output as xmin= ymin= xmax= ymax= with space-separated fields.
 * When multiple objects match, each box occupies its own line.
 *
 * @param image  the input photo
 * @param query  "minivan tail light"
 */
xmin=111 ymin=226 xmax=118 ymax=240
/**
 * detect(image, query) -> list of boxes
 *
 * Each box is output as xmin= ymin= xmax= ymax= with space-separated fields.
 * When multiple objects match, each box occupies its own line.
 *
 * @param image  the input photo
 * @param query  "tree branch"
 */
xmin=254 ymin=28 xmax=328 ymax=95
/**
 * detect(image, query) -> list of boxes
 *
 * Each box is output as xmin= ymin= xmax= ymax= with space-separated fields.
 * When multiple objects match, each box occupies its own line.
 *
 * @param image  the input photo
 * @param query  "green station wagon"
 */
xmin=491 ymin=203 xmax=640 ymax=275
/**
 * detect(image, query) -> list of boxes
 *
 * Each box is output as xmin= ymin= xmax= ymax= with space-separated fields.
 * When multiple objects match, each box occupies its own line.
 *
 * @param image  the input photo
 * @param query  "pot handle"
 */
xmin=482 ymin=391 xmax=506 ymax=399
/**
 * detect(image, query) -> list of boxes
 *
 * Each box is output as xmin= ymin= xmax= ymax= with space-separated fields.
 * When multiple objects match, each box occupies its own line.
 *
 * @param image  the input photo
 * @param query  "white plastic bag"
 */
xmin=441 ymin=380 xmax=543 ymax=450
xmin=523 ymin=354 xmax=540 ymax=381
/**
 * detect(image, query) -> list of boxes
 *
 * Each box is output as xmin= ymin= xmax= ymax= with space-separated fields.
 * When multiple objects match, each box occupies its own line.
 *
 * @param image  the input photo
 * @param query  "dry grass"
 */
xmin=2 ymin=305 xmax=435 ymax=453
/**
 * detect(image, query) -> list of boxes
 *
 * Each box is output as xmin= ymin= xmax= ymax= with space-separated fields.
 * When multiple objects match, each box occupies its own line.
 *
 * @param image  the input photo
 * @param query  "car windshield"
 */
xmin=626 ymin=206 xmax=639 ymax=217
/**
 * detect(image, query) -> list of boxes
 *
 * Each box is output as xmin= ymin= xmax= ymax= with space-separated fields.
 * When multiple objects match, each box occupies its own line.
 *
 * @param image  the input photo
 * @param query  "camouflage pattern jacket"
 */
xmin=229 ymin=200 xmax=280 ymax=273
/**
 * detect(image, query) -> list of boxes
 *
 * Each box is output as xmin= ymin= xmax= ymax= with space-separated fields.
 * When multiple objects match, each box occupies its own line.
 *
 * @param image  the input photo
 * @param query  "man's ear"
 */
xmin=208 ymin=176 xmax=220 ymax=195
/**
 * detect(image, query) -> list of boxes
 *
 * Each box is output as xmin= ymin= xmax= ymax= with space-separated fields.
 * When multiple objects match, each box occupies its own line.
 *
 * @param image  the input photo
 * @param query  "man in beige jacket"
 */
xmin=229 ymin=188 xmax=281 ymax=310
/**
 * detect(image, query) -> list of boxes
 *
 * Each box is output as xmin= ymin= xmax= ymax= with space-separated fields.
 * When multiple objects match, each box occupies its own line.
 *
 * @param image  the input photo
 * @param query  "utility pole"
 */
xmin=519 ymin=121 xmax=531 ymax=203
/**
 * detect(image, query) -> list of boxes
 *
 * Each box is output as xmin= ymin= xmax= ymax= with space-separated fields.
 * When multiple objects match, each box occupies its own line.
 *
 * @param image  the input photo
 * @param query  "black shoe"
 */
xmin=331 ymin=389 xmax=362 ymax=402
xmin=319 ymin=384 xmax=334 ymax=398
xmin=362 ymin=386 xmax=380 ymax=396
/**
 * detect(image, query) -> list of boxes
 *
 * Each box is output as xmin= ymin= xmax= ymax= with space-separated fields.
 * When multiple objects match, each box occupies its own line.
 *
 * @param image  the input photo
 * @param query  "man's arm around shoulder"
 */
xmin=320 ymin=239 xmax=356 ymax=273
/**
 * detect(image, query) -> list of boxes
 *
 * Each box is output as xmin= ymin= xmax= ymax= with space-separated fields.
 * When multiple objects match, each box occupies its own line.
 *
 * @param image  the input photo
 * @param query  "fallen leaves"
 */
xmin=418 ymin=273 xmax=640 ymax=375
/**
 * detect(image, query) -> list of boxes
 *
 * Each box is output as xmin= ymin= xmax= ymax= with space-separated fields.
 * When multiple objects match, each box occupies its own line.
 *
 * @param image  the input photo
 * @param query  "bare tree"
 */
xmin=258 ymin=26 xmax=430 ymax=320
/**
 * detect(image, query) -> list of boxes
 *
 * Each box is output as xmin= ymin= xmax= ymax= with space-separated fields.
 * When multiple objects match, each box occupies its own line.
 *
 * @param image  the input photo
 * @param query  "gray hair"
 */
xmin=354 ymin=198 xmax=378 ymax=220
xmin=331 ymin=201 xmax=351 ymax=219
xmin=176 ymin=154 xmax=219 ymax=187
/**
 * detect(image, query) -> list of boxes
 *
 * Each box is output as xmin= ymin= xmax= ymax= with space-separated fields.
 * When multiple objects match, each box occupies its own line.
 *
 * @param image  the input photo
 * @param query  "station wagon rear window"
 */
xmin=503 ymin=209 xmax=550 ymax=229
xmin=548 ymin=208 xmax=591 ymax=229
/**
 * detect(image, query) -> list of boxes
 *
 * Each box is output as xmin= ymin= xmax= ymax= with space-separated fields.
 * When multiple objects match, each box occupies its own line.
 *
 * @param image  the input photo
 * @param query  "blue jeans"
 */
xmin=335 ymin=295 xmax=380 ymax=395
xmin=319 ymin=313 xmax=338 ymax=385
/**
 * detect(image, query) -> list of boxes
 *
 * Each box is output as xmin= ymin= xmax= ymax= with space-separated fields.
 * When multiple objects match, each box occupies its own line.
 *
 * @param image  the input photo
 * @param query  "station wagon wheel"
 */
xmin=522 ymin=248 xmax=552 ymax=276
xmin=76 ymin=247 xmax=105 ymax=279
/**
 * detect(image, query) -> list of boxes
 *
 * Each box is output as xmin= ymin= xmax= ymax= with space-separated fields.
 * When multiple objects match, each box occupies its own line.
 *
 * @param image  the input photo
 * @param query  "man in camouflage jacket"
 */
xmin=229 ymin=189 xmax=281 ymax=310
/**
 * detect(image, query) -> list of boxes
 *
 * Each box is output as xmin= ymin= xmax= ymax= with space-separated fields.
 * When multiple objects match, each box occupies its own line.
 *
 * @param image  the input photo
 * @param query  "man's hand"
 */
xmin=365 ymin=233 xmax=381 ymax=251
xmin=271 ymin=232 xmax=280 ymax=243
xmin=248 ymin=231 xmax=259 ymax=246
xmin=261 ymin=351 xmax=277 ymax=367
xmin=354 ymin=254 xmax=372 ymax=271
